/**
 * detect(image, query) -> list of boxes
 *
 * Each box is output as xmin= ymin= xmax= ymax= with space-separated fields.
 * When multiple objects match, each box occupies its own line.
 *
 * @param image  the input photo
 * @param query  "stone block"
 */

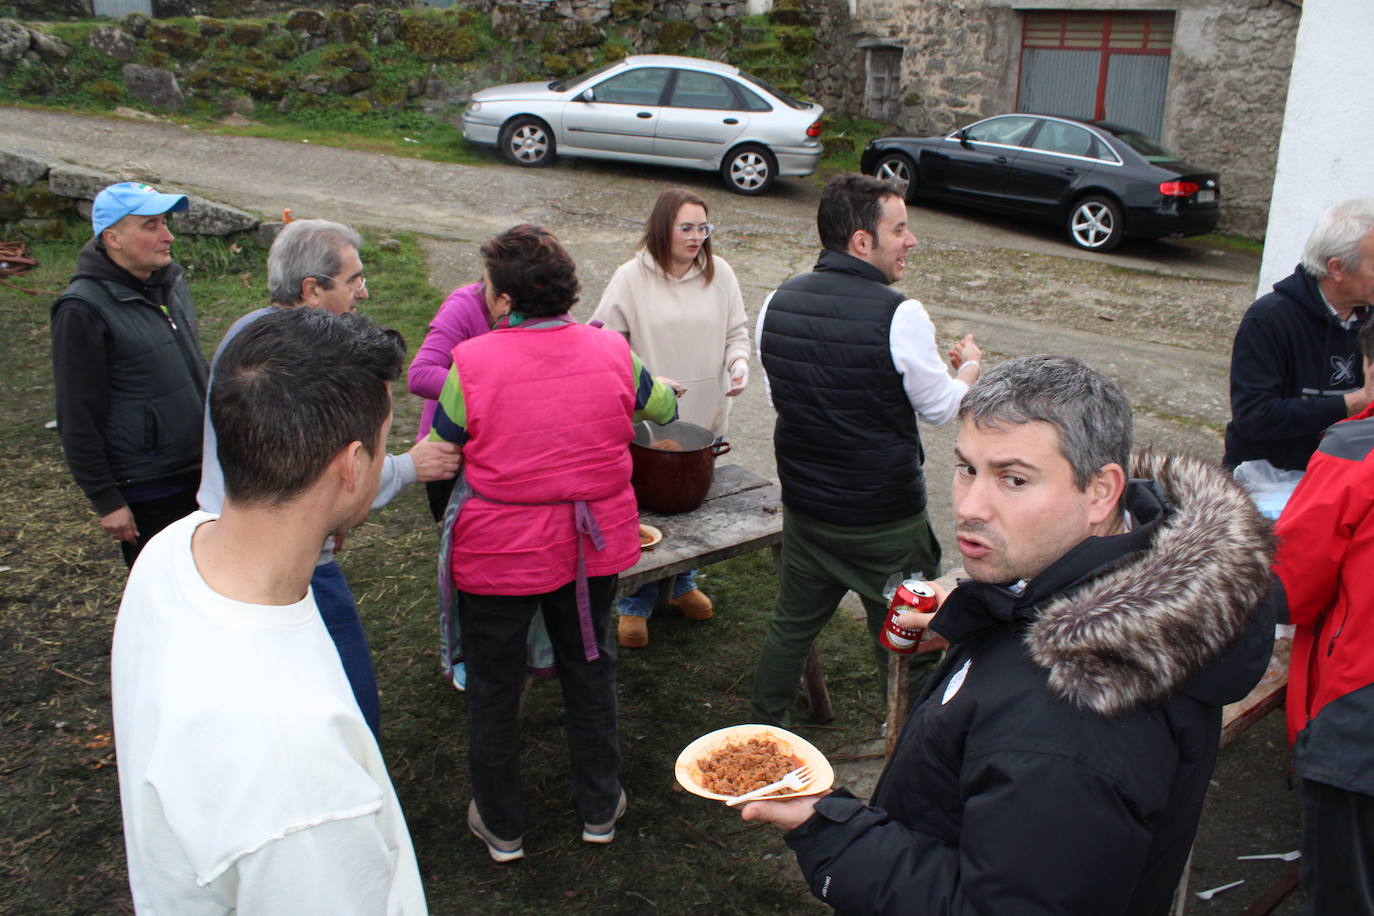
xmin=88 ymin=25 xmax=138 ymax=61
xmin=0 ymin=19 xmax=30 ymax=62
xmin=122 ymin=64 xmax=186 ymax=111
xmin=258 ymin=220 xmax=286 ymax=248
xmin=0 ymin=147 xmax=51 ymax=187
xmin=30 ymin=29 xmax=69 ymax=60
xmin=48 ymin=163 xmax=118 ymax=201
xmin=286 ymin=9 xmax=329 ymax=35
xmin=177 ymin=196 xmax=258 ymax=237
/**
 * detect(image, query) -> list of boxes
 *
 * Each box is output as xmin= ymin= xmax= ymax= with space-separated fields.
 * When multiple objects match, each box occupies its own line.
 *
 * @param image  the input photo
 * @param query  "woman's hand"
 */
xmin=656 ymin=376 xmax=688 ymax=398
xmin=725 ymin=358 xmax=749 ymax=397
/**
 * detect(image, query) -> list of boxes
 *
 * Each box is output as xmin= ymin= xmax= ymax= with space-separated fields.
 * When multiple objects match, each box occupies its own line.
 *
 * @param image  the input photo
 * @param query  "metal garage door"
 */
xmin=93 ymin=0 xmax=153 ymax=15
xmin=1017 ymin=11 xmax=1174 ymax=138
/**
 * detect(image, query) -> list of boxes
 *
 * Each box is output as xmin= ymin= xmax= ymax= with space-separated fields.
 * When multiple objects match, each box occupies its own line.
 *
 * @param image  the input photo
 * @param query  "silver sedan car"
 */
xmin=461 ymin=54 xmax=824 ymax=195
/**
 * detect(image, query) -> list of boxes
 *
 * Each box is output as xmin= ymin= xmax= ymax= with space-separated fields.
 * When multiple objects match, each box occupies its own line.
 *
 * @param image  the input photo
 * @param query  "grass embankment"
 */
xmin=0 ymin=230 xmax=881 ymax=913
xmin=0 ymin=10 xmax=885 ymax=185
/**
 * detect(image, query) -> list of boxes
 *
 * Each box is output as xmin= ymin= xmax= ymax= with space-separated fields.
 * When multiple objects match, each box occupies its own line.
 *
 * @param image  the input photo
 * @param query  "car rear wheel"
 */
xmin=500 ymin=116 xmax=555 ymax=167
xmin=721 ymin=144 xmax=776 ymax=196
xmin=875 ymin=153 xmax=917 ymax=202
xmin=1066 ymin=195 xmax=1124 ymax=252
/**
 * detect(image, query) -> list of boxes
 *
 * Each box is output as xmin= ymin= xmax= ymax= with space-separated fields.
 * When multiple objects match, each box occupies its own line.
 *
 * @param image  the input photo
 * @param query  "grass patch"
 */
xmin=1191 ymin=233 xmax=1264 ymax=255
xmin=0 ymin=226 xmax=879 ymax=913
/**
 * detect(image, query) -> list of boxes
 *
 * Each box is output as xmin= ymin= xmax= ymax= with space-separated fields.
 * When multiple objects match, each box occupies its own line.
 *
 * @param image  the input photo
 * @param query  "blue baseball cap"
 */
xmin=92 ymin=182 xmax=190 ymax=237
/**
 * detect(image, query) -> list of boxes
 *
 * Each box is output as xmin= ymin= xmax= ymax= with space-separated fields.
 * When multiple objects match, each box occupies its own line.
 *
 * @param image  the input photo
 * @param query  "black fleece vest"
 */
xmin=54 ymin=275 xmax=206 ymax=487
xmin=760 ymin=250 xmax=925 ymax=525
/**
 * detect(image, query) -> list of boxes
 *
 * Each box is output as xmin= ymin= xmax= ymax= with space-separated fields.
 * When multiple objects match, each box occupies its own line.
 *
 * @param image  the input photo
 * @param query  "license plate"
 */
xmin=1196 ymin=189 xmax=1216 ymax=203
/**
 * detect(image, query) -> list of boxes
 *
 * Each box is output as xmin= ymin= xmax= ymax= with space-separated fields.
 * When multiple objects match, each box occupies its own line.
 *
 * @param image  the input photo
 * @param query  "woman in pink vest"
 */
xmin=428 ymin=224 xmax=679 ymax=863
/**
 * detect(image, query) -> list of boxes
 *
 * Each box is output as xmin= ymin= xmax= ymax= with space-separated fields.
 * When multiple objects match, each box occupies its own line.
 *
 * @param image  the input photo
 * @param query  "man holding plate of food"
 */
xmin=739 ymin=356 xmax=1278 ymax=915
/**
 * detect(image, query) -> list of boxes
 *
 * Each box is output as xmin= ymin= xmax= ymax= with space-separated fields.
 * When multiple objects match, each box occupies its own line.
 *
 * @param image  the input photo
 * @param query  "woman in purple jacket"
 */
xmin=408 ymin=281 xmax=491 ymax=521
xmin=408 ymin=280 xmax=493 ymax=692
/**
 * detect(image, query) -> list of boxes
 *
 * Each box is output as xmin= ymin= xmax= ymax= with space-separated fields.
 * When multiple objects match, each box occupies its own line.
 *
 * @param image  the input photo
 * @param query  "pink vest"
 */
xmin=450 ymin=323 xmax=641 ymax=594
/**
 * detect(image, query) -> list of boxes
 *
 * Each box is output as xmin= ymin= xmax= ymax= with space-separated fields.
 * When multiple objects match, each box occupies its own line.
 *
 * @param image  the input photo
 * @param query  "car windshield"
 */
xmin=738 ymin=73 xmax=811 ymax=110
xmin=549 ymin=61 xmax=622 ymax=93
xmin=1109 ymin=129 xmax=1180 ymax=163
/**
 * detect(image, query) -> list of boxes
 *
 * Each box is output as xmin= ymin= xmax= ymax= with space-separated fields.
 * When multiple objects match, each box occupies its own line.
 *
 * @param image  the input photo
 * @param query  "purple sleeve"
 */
xmin=407 ymin=282 xmax=490 ymax=400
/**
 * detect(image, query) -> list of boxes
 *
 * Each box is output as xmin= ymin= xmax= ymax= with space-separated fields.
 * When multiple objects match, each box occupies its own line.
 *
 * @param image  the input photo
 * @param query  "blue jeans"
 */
xmin=311 ymin=562 xmax=381 ymax=741
xmin=615 ymin=569 xmax=699 ymax=618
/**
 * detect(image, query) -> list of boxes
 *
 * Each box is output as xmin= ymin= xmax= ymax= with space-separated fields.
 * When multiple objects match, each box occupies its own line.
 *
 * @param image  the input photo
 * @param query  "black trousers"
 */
xmin=122 ymin=486 xmax=200 ymax=568
xmin=1302 ymin=778 xmax=1374 ymax=915
xmin=458 ymin=576 xmax=621 ymax=841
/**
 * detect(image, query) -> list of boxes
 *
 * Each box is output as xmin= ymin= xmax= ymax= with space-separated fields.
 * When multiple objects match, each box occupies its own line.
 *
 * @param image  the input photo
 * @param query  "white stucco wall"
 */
xmin=1258 ymin=0 xmax=1374 ymax=296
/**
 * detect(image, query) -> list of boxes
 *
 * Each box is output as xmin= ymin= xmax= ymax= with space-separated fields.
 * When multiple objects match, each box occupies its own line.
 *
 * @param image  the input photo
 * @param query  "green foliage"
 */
xmin=398 ymin=12 xmax=479 ymax=62
xmin=654 ymin=20 xmax=695 ymax=54
xmin=227 ymin=21 xmax=266 ymax=47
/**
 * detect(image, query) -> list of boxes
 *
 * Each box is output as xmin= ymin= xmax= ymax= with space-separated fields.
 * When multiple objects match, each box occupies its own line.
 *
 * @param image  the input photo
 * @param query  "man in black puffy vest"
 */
xmin=751 ymin=173 xmax=983 ymax=725
xmin=52 ymin=182 xmax=207 ymax=568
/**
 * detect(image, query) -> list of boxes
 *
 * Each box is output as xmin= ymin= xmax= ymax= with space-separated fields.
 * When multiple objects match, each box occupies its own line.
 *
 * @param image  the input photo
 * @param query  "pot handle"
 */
xmin=712 ymin=441 xmax=732 ymax=458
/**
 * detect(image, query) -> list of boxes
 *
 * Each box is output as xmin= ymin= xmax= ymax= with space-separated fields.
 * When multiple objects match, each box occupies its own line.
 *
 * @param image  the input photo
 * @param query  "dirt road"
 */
xmin=0 ymin=106 xmax=1298 ymax=914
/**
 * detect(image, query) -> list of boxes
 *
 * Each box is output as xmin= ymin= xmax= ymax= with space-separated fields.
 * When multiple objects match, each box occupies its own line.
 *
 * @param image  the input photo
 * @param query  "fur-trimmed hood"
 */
xmin=1024 ymin=450 xmax=1277 ymax=717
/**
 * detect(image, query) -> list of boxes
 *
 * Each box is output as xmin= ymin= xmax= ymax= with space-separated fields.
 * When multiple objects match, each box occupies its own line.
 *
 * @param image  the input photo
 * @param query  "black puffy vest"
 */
xmin=760 ymin=249 xmax=925 ymax=525
xmin=54 ymin=273 xmax=207 ymax=487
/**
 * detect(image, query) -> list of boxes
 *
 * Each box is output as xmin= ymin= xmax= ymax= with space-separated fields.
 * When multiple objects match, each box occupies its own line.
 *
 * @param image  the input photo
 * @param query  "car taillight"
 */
xmin=1159 ymin=181 xmax=1199 ymax=197
xmin=806 ymin=121 xmax=821 ymax=138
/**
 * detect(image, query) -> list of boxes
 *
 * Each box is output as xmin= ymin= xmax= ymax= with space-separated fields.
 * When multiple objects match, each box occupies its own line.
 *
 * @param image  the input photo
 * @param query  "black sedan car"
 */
xmin=860 ymin=113 xmax=1219 ymax=252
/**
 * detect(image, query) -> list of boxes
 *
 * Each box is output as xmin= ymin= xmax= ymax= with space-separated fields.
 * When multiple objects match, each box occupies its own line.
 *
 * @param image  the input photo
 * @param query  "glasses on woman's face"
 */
xmin=675 ymin=222 xmax=713 ymax=239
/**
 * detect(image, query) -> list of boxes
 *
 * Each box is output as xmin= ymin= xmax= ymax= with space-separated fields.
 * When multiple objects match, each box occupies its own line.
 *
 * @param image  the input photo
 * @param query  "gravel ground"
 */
xmin=0 ymin=106 xmax=1301 ymax=914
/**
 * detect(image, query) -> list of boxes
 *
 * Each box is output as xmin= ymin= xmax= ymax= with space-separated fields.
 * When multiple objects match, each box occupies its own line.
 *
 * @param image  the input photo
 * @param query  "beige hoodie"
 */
xmin=592 ymin=249 xmax=750 ymax=438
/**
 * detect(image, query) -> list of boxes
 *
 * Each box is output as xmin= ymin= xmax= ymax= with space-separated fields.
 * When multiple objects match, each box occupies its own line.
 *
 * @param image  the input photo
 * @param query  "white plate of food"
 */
xmin=638 ymin=523 xmax=663 ymax=549
xmin=674 ymin=724 xmax=834 ymax=803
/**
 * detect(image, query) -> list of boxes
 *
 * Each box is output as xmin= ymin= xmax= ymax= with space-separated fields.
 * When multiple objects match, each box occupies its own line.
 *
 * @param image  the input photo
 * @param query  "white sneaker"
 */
xmin=582 ymin=789 xmax=628 ymax=844
xmin=451 ymin=662 xmax=467 ymax=692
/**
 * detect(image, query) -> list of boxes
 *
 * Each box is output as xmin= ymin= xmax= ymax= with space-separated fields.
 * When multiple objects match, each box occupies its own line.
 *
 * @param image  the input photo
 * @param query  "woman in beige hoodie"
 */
xmin=592 ymin=188 xmax=751 ymax=648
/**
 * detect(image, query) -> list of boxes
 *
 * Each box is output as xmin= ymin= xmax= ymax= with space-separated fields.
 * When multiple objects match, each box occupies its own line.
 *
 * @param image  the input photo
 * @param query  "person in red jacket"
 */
xmin=1274 ymin=315 xmax=1374 ymax=915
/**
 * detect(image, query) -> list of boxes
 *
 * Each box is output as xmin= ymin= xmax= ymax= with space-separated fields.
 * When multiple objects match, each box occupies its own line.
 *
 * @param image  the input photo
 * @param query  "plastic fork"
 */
xmin=1237 ymin=850 xmax=1301 ymax=862
xmin=725 ymin=766 xmax=813 ymax=807
xmin=1195 ymin=879 xmax=1244 ymax=900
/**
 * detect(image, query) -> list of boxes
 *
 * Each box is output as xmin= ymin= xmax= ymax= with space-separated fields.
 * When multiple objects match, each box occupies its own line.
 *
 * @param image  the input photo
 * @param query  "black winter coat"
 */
xmin=785 ymin=452 xmax=1277 ymax=915
xmin=1223 ymin=265 xmax=1366 ymax=470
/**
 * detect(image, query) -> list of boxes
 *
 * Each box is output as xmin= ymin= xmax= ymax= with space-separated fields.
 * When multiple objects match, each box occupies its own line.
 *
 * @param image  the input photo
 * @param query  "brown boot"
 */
xmin=668 ymin=589 xmax=713 ymax=621
xmin=618 ymin=614 xmax=649 ymax=648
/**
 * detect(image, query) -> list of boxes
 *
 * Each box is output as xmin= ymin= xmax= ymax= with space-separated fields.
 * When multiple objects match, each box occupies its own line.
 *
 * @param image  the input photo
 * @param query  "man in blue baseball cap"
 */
xmin=51 ymin=181 xmax=207 ymax=568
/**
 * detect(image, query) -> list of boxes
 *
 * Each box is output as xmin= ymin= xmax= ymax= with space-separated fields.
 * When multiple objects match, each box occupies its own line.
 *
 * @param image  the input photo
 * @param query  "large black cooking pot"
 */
xmin=630 ymin=420 xmax=731 ymax=514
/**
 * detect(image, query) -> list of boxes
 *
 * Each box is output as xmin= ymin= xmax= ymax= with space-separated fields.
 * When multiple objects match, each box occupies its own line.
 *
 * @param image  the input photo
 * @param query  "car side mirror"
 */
xmin=579 ymin=88 xmax=595 ymax=102
xmin=957 ymin=128 xmax=973 ymax=148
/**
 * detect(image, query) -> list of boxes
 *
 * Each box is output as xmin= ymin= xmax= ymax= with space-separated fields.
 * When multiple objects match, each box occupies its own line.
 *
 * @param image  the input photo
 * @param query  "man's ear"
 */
xmin=1327 ymin=256 xmax=1347 ymax=285
xmin=299 ymin=276 xmax=323 ymax=308
xmin=1086 ymin=463 xmax=1127 ymax=525
xmin=335 ymin=440 xmax=366 ymax=491
xmin=848 ymin=228 xmax=873 ymax=260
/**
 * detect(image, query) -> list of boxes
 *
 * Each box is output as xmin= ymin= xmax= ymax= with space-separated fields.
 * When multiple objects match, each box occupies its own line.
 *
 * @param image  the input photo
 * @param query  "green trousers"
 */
xmin=751 ymin=505 xmax=942 ymax=726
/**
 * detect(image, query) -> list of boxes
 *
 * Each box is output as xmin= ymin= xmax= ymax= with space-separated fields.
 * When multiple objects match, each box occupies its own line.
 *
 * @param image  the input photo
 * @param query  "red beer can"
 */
xmin=879 ymin=579 xmax=937 ymax=655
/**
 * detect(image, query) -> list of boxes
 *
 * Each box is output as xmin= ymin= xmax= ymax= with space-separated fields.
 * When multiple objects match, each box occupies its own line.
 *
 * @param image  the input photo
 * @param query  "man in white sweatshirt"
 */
xmin=112 ymin=307 xmax=427 ymax=914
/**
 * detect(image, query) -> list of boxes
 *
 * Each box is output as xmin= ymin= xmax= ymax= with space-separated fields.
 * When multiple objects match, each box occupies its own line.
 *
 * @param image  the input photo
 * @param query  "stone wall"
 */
xmin=1166 ymin=0 xmax=1298 ymax=239
xmin=0 ymin=146 xmax=260 ymax=241
xmin=847 ymin=0 xmax=1299 ymax=238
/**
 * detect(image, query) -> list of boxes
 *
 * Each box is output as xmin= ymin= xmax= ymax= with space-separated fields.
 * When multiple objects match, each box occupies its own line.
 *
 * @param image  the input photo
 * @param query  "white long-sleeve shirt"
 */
xmin=754 ymin=292 xmax=968 ymax=425
xmin=113 ymin=513 xmax=427 ymax=915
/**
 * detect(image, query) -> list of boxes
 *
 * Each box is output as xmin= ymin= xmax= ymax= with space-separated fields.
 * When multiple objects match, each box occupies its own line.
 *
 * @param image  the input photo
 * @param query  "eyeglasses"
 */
xmin=315 ymin=273 xmax=367 ymax=293
xmin=675 ymin=222 xmax=714 ymax=239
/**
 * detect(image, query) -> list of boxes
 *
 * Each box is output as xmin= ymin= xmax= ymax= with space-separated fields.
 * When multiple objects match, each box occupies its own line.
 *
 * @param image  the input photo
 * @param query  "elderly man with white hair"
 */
xmin=1225 ymin=198 xmax=1374 ymax=509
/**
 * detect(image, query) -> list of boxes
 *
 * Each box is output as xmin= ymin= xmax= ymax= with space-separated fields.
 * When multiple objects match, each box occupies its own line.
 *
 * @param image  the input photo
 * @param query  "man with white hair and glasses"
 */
xmin=1225 ymin=198 xmax=1374 ymax=512
xmin=197 ymin=219 xmax=461 ymax=740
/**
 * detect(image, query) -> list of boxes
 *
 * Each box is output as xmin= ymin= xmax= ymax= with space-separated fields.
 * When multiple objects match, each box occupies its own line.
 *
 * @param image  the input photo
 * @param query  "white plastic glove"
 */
xmin=725 ymin=358 xmax=749 ymax=397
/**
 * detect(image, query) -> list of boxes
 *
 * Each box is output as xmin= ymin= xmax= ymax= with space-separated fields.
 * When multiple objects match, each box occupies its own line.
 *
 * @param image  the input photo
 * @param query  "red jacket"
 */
xmin=1274 ymin=401 xmax=1374 ymax=796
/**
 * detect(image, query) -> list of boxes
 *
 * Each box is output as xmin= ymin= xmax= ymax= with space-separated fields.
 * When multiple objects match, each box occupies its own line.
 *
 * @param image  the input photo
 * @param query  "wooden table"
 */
xmin=617 ymin=463 xmax=782 ymax=598
xmin=617 ymin=464 xmax=837 ymax=719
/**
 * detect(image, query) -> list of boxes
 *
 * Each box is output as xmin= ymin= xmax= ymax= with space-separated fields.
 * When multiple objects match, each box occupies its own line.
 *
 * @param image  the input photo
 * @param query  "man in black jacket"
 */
xmin=52 ymin=182 xmax=207 ymax=567
xmin=1225 ymin=198 xmax=1374 ymax=479
xmin=743 ymin=356 xmax=1277 ymax=915
xmin=751 ymin=173 xmax=982 ymax=725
